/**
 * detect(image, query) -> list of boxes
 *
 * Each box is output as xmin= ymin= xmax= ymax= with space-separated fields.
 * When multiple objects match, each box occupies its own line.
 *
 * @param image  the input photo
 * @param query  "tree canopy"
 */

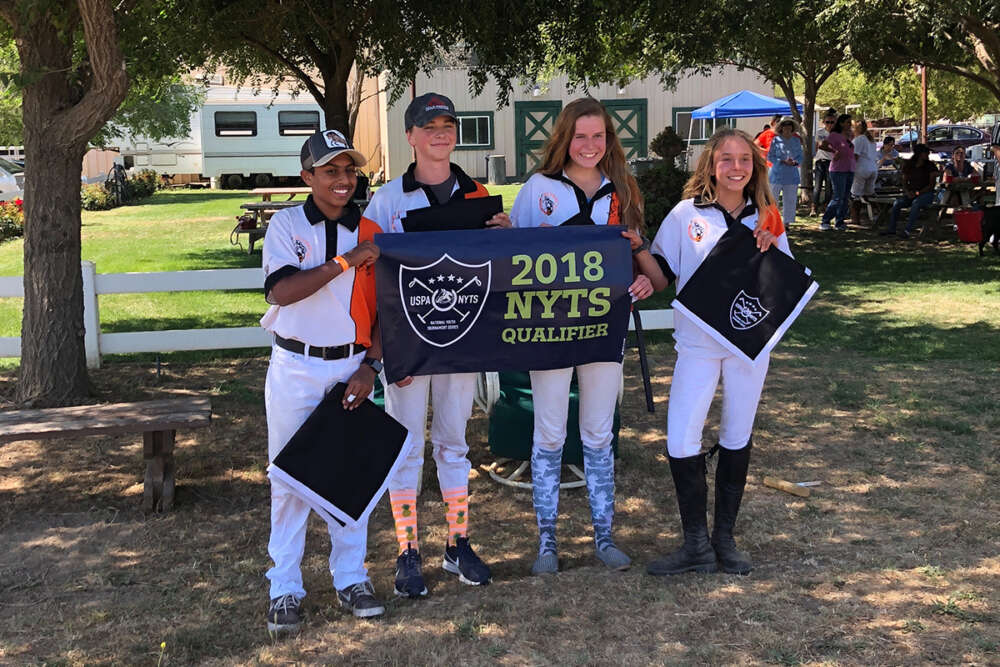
xmin=842 ymin=0 xmax=1000 ymax=106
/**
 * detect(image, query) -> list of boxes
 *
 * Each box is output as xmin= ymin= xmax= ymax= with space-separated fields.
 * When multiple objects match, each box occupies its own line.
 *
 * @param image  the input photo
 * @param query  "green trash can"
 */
xmin=487 ymin=371 xmax=620 ymax=466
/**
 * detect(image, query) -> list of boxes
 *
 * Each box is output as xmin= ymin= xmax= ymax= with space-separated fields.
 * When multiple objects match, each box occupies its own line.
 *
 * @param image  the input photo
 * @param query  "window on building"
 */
xmin=455 ymin=112 xmax=494 ymax=150
xmin=278 ymin=110 xmax=320 ymax=136
xmin=215 ymin=111 xmax=257 ymax=137
xmin=672 ymin=107 xmax=737 ymax=145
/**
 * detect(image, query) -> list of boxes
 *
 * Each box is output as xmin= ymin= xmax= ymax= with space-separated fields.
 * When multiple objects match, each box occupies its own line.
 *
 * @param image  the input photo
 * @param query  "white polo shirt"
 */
xmin=651 ymin=198 xmax=791 ymax=355
xmin=365 ymin=162 xmax=491 ymax=234
xmin=260 ymin=197 xmax=381 ymax=348
xmin=510 ymin=172 xmax=619 ymax=227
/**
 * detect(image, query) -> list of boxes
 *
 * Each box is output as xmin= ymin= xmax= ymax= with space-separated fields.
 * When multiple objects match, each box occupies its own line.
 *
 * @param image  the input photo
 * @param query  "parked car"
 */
xmin=0 ymin=157 xmax=25 ymax=196
xmin=895 ymin=124 xmax=989 ymax=156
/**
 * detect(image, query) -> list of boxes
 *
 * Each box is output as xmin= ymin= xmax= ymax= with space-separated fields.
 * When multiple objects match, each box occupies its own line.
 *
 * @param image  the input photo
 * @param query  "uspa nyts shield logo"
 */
xmin=729 ymin=290 xmax=770 ymax=330
xmin=399 ymin=254 xmax=491 ymax=347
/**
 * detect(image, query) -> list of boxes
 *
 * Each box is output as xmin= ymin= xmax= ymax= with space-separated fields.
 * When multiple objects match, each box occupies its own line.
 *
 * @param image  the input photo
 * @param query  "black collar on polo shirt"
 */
xmin=544 ymin=171 xmax=616 ymax=223
xmin=303 ymin=195 xmax=361 ymax=261
xmin=402 ymin=162 xmax=479 ymax=204
xmin=693 ymin=196 xmax=758 ymax=228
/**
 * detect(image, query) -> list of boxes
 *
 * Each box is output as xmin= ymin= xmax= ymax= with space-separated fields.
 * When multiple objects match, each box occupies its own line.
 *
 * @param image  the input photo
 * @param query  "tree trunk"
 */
xmin=321 ymin=68 xmax=353 ymax=137
xmin=13 ymin=0 xmax=127 ymax=407
xmin=17 ymin=144 xmax=91 ymax=406
xmin=15 ymin=21 xmax=91 ymax=406
xmin=801 ymin=89 xmax=817 ymax=200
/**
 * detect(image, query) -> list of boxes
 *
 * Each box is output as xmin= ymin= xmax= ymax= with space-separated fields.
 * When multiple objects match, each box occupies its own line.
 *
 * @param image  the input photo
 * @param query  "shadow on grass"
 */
xmin=132 ymin=190 xmax=253 ymax=207
xmin=179 ymin=246 xmax=263 ymax=269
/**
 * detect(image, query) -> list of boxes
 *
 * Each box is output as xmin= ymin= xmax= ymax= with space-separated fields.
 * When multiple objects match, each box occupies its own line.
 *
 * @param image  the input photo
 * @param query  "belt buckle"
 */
xmin=322 ymin=344 xmax=344 ymax=360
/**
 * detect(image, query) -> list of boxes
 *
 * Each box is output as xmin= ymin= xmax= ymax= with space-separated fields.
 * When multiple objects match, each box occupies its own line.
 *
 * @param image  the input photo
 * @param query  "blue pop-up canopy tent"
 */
xmin=686 ymin=90 xmax=804 ymax=167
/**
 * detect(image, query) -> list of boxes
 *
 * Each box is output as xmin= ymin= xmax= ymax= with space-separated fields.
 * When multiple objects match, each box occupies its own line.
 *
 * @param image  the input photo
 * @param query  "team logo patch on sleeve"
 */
xmin=291 ymin=236 xmax=309 ymax=262
xmin=729 ymin=290 xmax=770 ymax=330
xmin=399 ymin=254 xmax=491 ymax=347
xmin=539 ymin=193 xmax=558 ymax=216
xmin=688 ymin=218 xmax=707 ymax=242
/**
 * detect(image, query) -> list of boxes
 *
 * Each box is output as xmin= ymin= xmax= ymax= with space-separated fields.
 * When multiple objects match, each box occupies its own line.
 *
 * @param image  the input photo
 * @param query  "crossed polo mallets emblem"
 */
xmin=408 ymin=274 xmax=483 ymax=323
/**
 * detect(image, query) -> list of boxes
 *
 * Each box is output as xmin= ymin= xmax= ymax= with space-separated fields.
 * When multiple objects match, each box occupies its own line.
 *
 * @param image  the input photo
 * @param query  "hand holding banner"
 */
xmin=375 ymin=226 xmax=632 ymax=383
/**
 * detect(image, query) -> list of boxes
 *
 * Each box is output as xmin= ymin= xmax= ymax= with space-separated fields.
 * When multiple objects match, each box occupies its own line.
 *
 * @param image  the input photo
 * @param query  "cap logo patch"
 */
xmin=425 ymin=96 xmax=449 ymax=111
xmin=729 ymin=290 xmax=770 ymax=330
xmin=322 ymin=130 xmax=348 ymax=149
xmin=538 ymin=193 xmax=558 ymax=216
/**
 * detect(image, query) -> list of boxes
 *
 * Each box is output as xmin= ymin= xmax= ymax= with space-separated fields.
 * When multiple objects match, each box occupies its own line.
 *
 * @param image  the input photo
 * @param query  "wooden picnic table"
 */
xmin=250 ymin=186 xmax=312 ymax=202
xmin=230 ymin=201 xmax=301 ymax=254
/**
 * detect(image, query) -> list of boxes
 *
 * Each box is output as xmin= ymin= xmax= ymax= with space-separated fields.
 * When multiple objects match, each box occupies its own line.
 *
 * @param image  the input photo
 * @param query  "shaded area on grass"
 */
xmin=1 ymin=345 xmax=997 ymax=665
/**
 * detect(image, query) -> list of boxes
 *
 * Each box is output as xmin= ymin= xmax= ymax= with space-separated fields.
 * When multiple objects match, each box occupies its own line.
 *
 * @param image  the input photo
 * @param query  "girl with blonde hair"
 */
xmin=510 ymin=97 xmax=664 ymax=574
xmin=643 ymin=128 xmax=788 ymax=576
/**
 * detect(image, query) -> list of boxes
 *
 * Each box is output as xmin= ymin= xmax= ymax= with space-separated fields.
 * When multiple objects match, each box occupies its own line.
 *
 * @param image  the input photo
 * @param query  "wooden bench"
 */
xmin=0 ymin=397 xmax=212 ymax=512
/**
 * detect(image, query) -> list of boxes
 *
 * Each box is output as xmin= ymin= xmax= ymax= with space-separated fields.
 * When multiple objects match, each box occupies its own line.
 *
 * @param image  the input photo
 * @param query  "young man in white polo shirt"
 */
xmin=261 ymin=129 xmax=385 ymax=633
xmin=365 ymin=92 xmax=510 ymax=598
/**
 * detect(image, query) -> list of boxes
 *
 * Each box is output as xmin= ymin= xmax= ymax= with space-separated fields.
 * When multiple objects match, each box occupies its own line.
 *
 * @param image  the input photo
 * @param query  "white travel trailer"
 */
xmin=120 ymin=86 xmax=325 ymax=188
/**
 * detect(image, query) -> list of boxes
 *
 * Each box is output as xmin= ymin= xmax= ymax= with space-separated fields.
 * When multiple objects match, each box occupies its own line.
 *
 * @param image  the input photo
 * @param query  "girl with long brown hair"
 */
xmin=643 ymin=128 xmax=786 ymax=577
xmin=510 ymin=97 xmax=664 ymax=575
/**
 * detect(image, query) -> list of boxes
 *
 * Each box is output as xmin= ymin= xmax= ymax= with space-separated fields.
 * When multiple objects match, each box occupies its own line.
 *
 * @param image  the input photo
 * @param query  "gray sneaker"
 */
xmin=531 ymin=552 xmax=559 ymax=575
xmin=819 ymin=222 xmax=832 ymax=231
xmin=266 ymin=594 xmax=302 ymax=635
xmin=337 ymin=581 xmax=385 ymax=618
xmin=596 ymin=544 xmax=632 ymax=571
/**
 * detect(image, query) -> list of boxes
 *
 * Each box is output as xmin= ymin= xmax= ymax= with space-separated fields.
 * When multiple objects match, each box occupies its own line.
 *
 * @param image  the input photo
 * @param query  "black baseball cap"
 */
xmin=300 ymin=129 xmax=367 ymax=170
xmin=404 ymin=93 xmax=457 ymax=130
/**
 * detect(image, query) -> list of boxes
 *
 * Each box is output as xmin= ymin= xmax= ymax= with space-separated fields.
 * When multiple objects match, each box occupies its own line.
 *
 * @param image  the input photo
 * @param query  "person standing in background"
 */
xmin=767 ymin=117 xmax=803 ymax=226
xmin=810 ymin=110 xmax=837 ymax=216
xmin=850 ymin=120 xmax=878 ymax=226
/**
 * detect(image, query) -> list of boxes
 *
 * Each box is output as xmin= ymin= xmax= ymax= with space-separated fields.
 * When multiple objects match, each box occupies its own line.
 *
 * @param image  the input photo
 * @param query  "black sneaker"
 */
xmin=337 ymin=581 xmax=385 ymax=618
xmin=442 ymin=536 xmax=492 ymax=585
xmin=266 ymin=594 xmax=302 ymax=635
xmin=394 ymin=544 xmax=428 ymax=598
xmin=899 ymin=229 xmax=911 ymax=239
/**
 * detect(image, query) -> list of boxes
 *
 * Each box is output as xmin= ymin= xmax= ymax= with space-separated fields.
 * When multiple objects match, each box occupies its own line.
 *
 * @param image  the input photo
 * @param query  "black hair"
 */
xmin=882 ymin=136 xmax=895 ymax=144
xmin=831 ymin=113 xmax=852 ymax=134
xmin=905 ymin=143 xmax=931 ymax=167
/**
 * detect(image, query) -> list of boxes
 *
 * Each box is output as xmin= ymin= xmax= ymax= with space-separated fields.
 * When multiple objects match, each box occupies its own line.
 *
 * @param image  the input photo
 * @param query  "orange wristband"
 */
xmin=333 ymin=255 xmax=350 ymax=272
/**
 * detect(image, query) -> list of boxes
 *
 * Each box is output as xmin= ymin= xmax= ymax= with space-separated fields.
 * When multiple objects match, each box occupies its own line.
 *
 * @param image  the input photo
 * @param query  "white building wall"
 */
xmin=380 ymin=66 xmax=774 ymax=181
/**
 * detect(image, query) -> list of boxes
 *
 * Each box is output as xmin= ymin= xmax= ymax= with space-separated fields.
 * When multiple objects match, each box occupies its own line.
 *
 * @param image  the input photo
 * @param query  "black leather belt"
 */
xmin=274 ymin=334 xmax=364 ymax=360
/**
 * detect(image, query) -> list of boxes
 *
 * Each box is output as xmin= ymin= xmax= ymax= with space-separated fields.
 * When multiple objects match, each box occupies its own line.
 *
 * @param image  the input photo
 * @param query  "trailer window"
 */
xmin=215 ymin=111 xmax=257 ymax=137
xmin=279 ymin=111 xmax=320 ymax=136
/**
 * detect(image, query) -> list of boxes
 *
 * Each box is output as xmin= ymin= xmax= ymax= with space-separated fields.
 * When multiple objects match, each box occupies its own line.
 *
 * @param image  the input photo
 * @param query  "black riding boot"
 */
xmin=710 ymin=441 xmax=754 ymax=574
xmin=647 ymin=452 xmax=718 ymax=576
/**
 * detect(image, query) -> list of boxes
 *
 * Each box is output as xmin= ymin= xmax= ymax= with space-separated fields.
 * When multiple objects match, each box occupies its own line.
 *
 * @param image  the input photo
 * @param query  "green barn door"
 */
xmin=601 ymin=99 xmax=648 ymax=159
xmin=514 ymin=101 xmax=563 ymax=178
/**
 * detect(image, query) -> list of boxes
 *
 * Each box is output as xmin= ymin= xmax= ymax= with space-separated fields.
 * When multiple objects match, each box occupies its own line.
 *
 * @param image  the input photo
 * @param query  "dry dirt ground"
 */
xmin=1 ymin=341 xmax=998 ymax=666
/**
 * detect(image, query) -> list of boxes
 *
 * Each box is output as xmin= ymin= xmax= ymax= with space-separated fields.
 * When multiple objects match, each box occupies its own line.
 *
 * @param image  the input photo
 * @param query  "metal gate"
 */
xmin=601 ymin=99 xmax=648 ymax=160
xmin=514 ymin=101 xmax=563 ymax=178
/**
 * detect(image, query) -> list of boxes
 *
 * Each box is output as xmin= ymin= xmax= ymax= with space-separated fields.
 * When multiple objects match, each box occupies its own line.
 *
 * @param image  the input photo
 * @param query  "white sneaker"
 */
xmin=819 ymin=222 xmax=832 ymax=231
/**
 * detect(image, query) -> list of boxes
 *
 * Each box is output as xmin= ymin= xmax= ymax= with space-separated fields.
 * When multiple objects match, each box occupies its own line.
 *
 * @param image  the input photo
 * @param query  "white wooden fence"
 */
xmin=0 ymin=262 xmax=673 ymax=369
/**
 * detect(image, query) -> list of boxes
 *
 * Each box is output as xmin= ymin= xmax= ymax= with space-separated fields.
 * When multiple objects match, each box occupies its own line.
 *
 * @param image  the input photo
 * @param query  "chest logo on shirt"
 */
xmin=538 ymin=193 xmax=558 ymax=216
xmin=688 ymin=218 xmax=707 ymax=242
xmin=399 ymin=254 xmax=491 ymax=347
xmin=291 ymin=236 xmax=309 ymax=262
xmin=730 ymin=290 xmax=770 ymax=330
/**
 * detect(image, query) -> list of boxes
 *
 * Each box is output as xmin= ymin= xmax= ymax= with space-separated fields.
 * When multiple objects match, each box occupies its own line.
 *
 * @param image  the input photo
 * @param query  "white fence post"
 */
xmin=81 ymin=260 xmax=101 ymax=369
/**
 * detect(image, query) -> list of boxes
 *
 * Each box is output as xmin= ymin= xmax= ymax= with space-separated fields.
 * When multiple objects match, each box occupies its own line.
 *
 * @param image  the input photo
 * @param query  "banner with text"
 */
xmin=375 ymin=226 xmax=632 ymax=383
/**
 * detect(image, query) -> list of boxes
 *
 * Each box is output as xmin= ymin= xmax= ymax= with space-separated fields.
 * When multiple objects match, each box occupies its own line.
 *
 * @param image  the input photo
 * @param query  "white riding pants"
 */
xmin=529 ymin=362 xmax=622 ymax=452
xmin=666 ymin=347 xmax=770 ymax=458
xmin=265 ymin=345 xmax=370 ymax=598
xmin=385 ymin=372 xmax=476 ymax=493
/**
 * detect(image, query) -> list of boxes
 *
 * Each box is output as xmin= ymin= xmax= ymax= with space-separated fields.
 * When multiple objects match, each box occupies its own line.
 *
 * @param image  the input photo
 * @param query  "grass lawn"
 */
xmin=0 ymin=197 xmax=999 ymax=664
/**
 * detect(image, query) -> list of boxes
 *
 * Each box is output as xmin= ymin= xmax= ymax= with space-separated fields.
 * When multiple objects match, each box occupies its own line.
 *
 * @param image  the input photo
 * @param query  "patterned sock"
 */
xmin=582 ymin=444 xmax=616 ymax=551
xmin=389 ymin=489 xmax=419 ymax=553
xmin=441 ymin=486 xmax=469 ymax=543
xmin=531 ymin=446 xmax=563 ymax=556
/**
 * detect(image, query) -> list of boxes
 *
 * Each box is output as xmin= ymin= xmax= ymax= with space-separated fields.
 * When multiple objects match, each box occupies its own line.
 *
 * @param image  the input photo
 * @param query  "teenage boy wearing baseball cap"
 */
xmin=365 ymin=92 xmax=511 ymax=599
xmin=260 ymin=129 xmax=387 ymax=633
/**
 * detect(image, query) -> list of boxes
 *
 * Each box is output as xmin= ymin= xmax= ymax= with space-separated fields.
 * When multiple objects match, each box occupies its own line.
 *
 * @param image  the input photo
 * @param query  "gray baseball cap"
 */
xmin=404 ymin=93 xmax=457 ymax=130
xmin=300 ymin=129 xmax=367 ymax=170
